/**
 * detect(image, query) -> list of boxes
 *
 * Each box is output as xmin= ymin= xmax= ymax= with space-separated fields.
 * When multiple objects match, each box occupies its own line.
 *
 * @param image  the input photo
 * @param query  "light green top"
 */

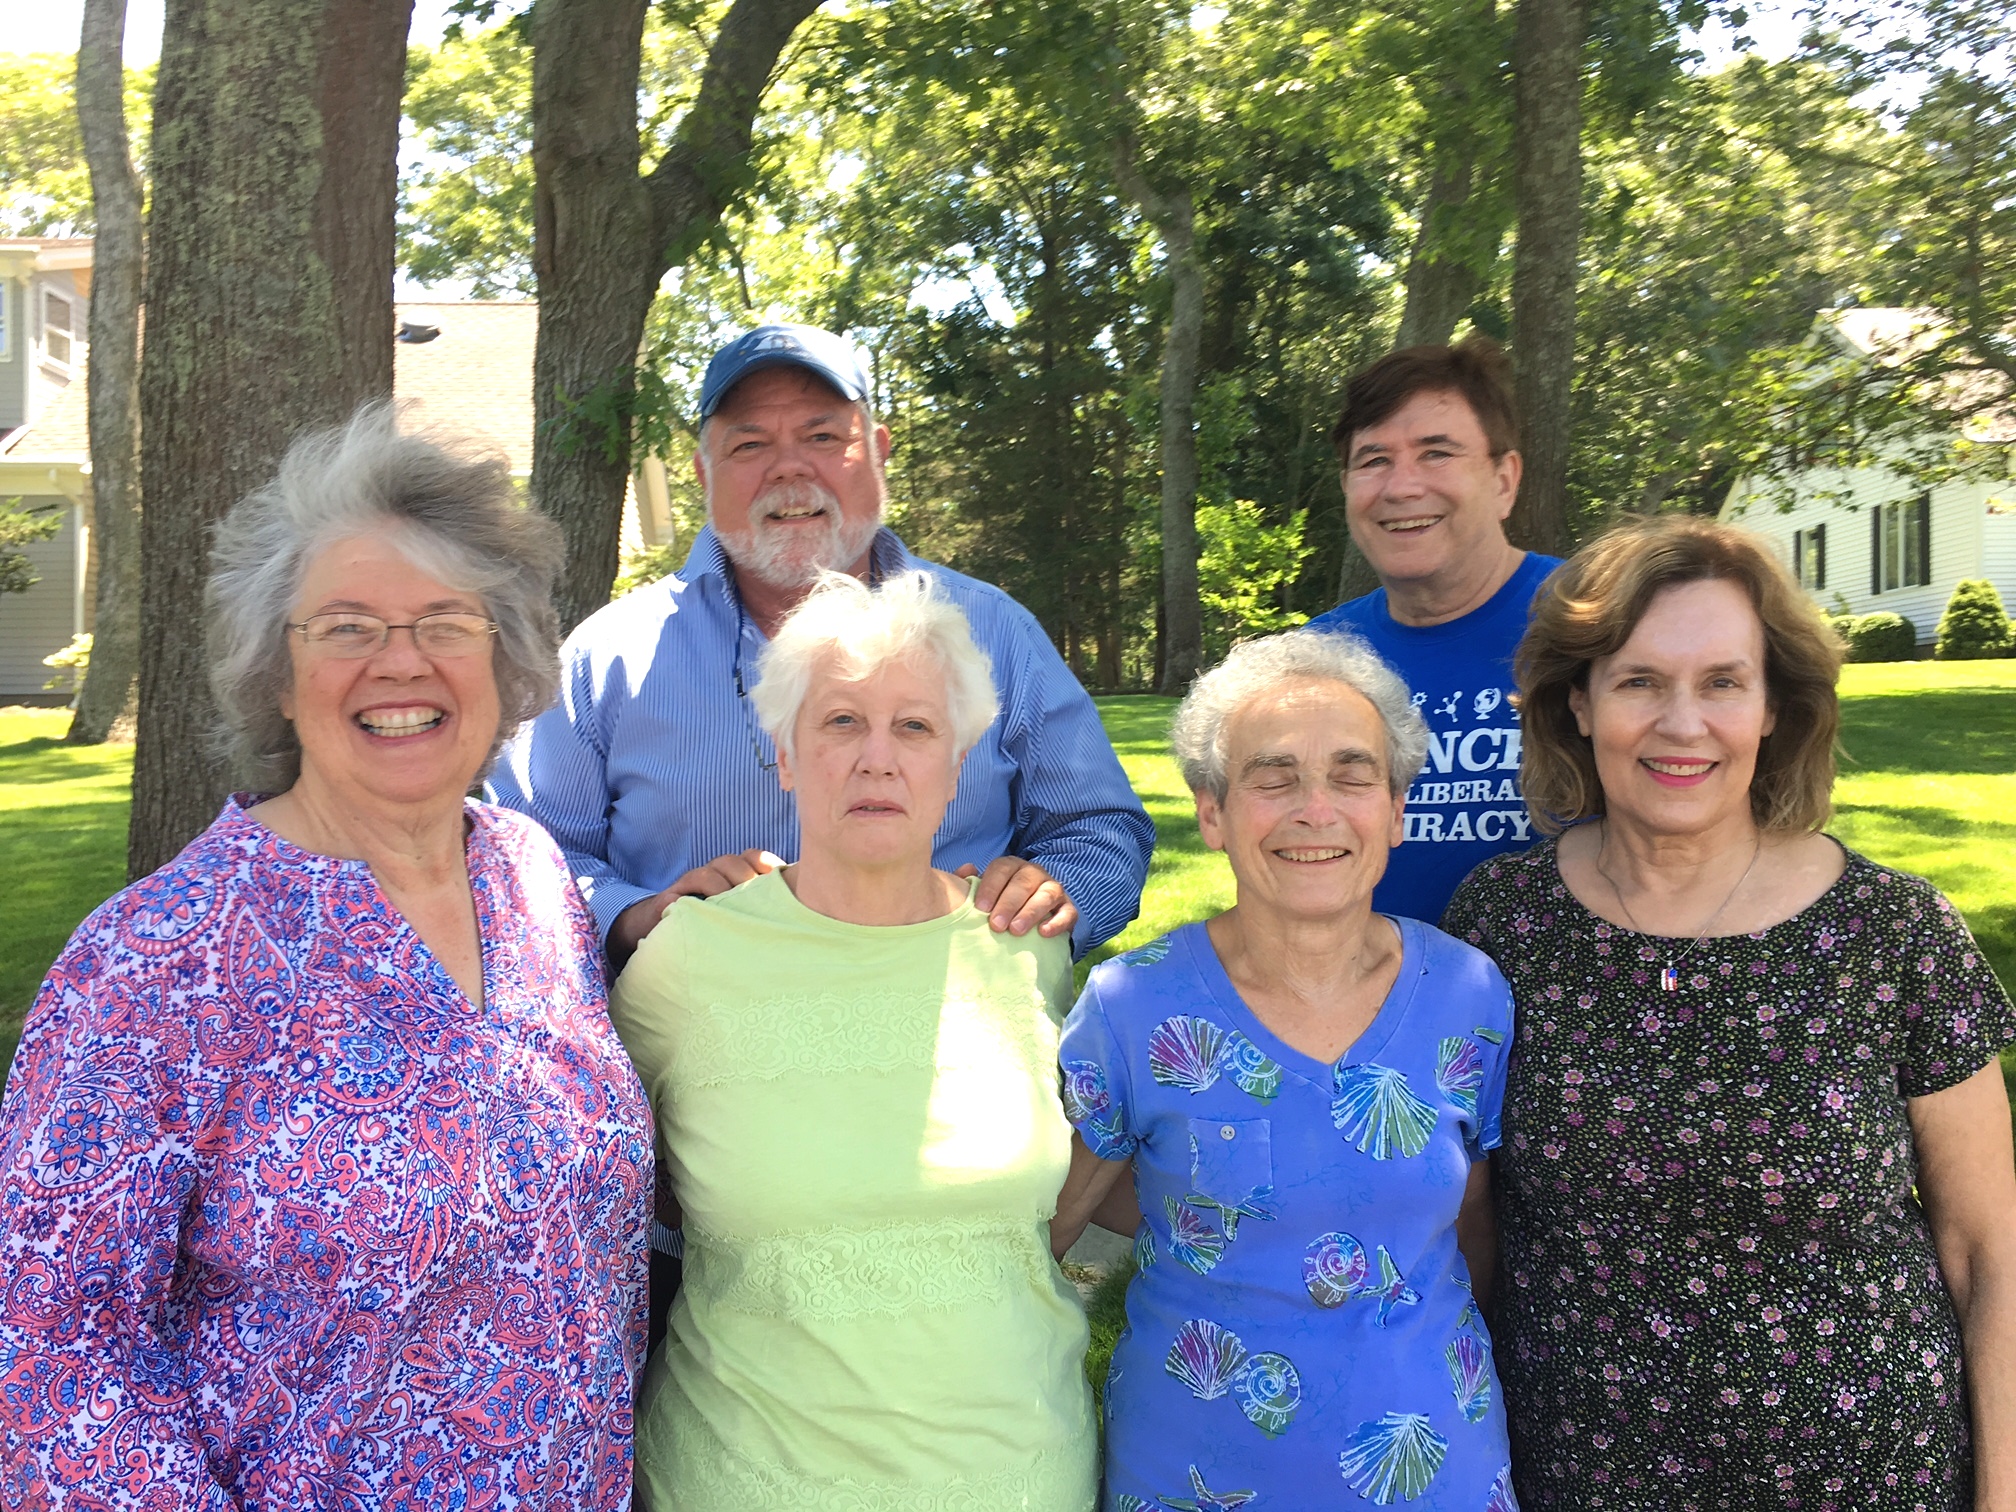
xmin=611 ymin=870 xmax=1096 ymax=1512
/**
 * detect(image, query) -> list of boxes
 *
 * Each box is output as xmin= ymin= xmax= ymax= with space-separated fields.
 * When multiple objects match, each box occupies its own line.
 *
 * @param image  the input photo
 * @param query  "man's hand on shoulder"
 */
xmin=609 ymin=849 xmax=786 ymax=965
xmin=958 ymin=856 xmax=1078 ymax=940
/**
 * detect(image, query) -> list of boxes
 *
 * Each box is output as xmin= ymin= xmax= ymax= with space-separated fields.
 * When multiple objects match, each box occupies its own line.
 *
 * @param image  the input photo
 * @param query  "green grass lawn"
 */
xmin=5 ymin=662 xmax=2015 ymax=1109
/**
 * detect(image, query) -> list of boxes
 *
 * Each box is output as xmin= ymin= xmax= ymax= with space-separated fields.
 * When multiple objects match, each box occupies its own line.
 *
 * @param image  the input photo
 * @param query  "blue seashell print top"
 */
xmin=1062 ymin=916 xmax=1518 ymax=1509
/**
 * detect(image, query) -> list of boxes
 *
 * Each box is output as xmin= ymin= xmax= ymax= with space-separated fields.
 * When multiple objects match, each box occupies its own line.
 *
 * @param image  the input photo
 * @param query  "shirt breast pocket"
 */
xmin=1188 ymin=1116 xmax=1273 ymax=1210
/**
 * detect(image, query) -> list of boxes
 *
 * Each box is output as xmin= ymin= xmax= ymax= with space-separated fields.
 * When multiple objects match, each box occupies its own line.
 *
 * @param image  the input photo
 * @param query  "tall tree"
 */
xmin=1111 ymin=135 xmax=1205 ymax=694
xmin=529 ymin=0 xmax=824 ymax=631
xmin=130 ymin=0 xmax=412 ymax=877
xmin=68 ymin=0 xmax=145 ymax=746
xmin=1507 ymin=0 xmax=1588 ymax=555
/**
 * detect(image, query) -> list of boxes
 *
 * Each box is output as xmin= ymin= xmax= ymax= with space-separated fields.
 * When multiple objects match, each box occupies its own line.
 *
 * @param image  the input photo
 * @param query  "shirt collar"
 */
xmin=679 ymin=523 xmax=917 ymax=598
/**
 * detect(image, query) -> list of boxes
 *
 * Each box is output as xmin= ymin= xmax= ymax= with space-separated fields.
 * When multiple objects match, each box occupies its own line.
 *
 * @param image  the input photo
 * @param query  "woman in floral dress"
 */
xmin=0 ymin=410 xmax=654 ymax=1509
xmin=1053 ymin=630 xmax=1518 ymax=1509
xmin=1444 ymin=517 xmax=2016 ymax=1511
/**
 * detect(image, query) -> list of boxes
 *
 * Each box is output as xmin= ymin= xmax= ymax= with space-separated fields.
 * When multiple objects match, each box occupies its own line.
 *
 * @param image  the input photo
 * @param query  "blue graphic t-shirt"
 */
xmin=1308 ymin=552 xmax=1562 ymax=925
xmin=1061 ymin=919 xmax=1517 ymax=1511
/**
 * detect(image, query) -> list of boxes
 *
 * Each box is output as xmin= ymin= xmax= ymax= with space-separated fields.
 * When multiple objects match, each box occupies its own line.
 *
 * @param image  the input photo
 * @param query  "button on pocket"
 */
xmin=1188 ymin=1116 xmax=1274 ymax=1215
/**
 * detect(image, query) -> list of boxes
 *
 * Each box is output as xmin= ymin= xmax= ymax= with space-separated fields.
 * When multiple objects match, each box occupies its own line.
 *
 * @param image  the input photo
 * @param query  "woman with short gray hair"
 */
xmin=1053 ymin=628 xmax=1520 ymax=1509
xmin=0 ymin=404 xmax=654 ymax=1507
xmin=612 ymin=568 xmax=1098 ymax=1510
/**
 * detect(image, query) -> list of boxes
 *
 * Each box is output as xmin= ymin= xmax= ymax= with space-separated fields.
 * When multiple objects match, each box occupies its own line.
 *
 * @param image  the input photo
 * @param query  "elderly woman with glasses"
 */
xmin=1443 ymin=517 xmax=2016 ymax=1510
xmin=0 ymin=407 xmax=653 ymax=1508
xmin=610 ymin=569 xmax=1096 ymax=1511
xmin=1050 ymin=630 xmax=1518 ymax=1510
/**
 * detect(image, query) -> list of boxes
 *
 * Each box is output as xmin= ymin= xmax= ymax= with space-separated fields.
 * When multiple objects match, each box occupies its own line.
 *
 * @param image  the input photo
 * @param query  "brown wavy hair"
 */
xmin=1518 ymin=516 xmax=1844 ymax=835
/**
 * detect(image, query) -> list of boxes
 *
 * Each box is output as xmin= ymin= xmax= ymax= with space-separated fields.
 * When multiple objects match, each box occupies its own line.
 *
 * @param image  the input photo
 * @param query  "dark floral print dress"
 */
xmin=1443 ymin=838 xmax=2016 ymax=1512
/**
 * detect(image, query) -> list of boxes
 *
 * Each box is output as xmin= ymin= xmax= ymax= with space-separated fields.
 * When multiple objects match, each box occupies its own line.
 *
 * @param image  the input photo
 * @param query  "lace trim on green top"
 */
xmin=671 ymin=987 xmax=1060 ymax=1091
xmin=683 ymin=1216 xmax=1059 ymax=1323
xmin=656 ymin=1401 xmax=1097 ymax=1511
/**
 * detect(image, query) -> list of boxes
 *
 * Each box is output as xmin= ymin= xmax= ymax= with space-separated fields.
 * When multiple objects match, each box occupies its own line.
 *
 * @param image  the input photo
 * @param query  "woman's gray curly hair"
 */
xmin=206 ymin=402 xmax=564 ymax=789
xmin=1171 ymin=629 xmax=1429 ymax=800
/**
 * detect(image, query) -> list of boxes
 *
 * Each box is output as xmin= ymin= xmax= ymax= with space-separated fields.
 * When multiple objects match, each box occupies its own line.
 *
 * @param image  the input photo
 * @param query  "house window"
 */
xmin=1871 ymin=493 xmax=1930 ymax=593
xmin=1794 ymin=524 xmax=1827 ymax=591
xmin=42 ymin=289 xmax=74 ymax=368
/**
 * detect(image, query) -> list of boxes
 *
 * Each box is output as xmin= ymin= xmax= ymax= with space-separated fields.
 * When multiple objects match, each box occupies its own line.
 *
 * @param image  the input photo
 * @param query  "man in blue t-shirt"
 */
xmin=1307 ymin=335 xmax=1561 ymax=923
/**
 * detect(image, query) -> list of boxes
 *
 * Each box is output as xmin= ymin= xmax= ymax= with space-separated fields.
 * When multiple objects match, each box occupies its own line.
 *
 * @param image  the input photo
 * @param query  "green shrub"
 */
xmin=1935 ymin=578 xmax=2015 ymax=660
xmin=1843 ymin=612 xmax=1918 ymax=663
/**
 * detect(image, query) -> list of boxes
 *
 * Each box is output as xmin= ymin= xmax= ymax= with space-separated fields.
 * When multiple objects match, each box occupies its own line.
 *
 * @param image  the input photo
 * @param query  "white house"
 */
xmin=1719 ymin=308 xmax=2016 ymax=648
xmin=0 ymin=241 xmax=681 ymax=703
xmin=0 ymin=238 xmax=94 ymax=702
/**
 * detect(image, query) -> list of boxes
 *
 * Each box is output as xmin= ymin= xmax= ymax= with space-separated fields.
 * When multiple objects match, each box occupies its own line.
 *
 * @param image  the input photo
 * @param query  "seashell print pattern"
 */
xmin=1445 ymin=1331 xmax=1493 ymax=1423
xmin=1484 ymin=1463 xmax=1518 ymax=1512
xmin=1161 ymin=1464 xmax=1258 ymax=1511
xmin=1331 ymin=1063 xmax=1439 ymax=1159
xmin=1149 ymin=1015 xmax=1227 ymax=1094
xmin=1371 ymin=1245 xmax=1422 ymax=1326
xmin=1232 ymin=1350 xmax=1302 ymax=1439
xmin=1164 ymin=1317 xmax=1249 ymax=1400
xmin=1119 ymin=935 xmax=1174 ymax=967
xmin=1221 ymin=1030 xmax=1283 ymax=1104
xmin=1062 ymin=1057 xmax=1130 ymax=1155
xmin=1163 ymin=1195 xmax=1225 ymax=1274
xmin=1185 ymin=1186 xmax=1277 ymax=1244
xmin=1434 ymin=1037 xmax=1485 ymax=1118
xmin=1302 ymin=1230 xmax=1371 ymax=1308
xmin=1337 ymin=1411 xmax=1449 ymax=1505
xmin=1134 ymin=1220 xmax=1158 ymax=1270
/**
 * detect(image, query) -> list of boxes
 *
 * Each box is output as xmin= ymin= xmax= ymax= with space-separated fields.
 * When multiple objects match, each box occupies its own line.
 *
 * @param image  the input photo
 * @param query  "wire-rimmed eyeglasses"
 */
xmin=288 ymin=611 xmax=499 ymax=659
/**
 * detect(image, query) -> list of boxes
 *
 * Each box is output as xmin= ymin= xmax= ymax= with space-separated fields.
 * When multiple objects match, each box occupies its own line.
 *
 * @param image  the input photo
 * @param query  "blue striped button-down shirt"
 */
xmin=488 ymin=526 xmax=1154 ymax=957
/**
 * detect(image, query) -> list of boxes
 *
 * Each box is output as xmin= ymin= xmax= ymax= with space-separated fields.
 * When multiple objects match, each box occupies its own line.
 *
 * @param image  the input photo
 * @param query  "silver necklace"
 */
xmin=1594 ymin=822 xmax=1763 ymax=993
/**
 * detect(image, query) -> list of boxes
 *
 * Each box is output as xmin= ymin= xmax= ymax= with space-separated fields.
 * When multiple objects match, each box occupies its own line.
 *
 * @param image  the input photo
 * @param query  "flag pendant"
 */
xmin=1660 ymin=966 xmax=1679 ymax=992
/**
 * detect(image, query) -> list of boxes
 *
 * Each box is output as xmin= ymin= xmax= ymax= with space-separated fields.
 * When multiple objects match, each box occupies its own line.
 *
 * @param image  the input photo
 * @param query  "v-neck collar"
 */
xmin=1175 ymin=915 xmax=1427 ymax=1089
xmin=227 ymin=793 xmax=496 ymax=1016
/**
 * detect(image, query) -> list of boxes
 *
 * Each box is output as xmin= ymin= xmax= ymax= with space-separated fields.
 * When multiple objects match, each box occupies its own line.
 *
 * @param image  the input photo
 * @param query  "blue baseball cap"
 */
xmin=697 ymin=323 xmax=871 ymax=419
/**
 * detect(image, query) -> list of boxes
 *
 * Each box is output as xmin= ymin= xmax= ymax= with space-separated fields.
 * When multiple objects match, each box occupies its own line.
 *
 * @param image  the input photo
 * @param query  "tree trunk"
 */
xmin=1112 ymin=145 xmax=1204 ymax=694
xmin=531 ymin=0 xmax=825 ymax=633
xmin=68 ymin=0 xmax=145 ymax=746
xmin=1334 ymin=536 xmax=1382 ymax=608
xmin=1507 ymin=0 xmax=1587 ymax=558
xmin=1396 ymin=157 xmax=1491 ymax=349
xmin=130 ymin=0 xmax=411 ymax=879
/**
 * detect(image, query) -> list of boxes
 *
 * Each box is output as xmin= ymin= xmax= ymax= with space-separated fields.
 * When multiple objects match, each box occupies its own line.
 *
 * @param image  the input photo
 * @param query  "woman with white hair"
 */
xmin=0 ymin=405 xmax=653 ymax=1507
xmin=1050 ymin=630 xmax=1517 ymax=1509
xmin=611 ymin=569 xmax=1096 ymax=1510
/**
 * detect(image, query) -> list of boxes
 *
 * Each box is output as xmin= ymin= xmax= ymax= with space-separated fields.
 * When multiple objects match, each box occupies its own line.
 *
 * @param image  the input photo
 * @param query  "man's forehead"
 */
xmin=712 ymin=365 xmax=855 ymax=420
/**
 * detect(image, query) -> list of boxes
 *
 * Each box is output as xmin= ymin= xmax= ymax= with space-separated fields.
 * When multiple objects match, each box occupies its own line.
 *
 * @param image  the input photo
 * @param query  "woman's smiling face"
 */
xmin=1195 ymin=677 xmax=1405 ymax=923
xmin=1568 ymin=576 xmax=1777 ymax=838
xmin=280 ymin=530 xmax=500 ymax=809
xmin=777 ymin=651 xmax=965 ymax=872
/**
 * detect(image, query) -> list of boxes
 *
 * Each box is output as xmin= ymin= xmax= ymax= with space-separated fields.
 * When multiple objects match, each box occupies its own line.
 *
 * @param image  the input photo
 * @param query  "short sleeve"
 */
xmin=607 ymin=900 xmax=691 ymax=1160
xmin=1440 ymin=857 xmax=1504 ymax=958
xmin=1057 ymin=976 xmax=1139 ymax=1160
xmin=1473 ymin=966 xmax=1516 ymax=1156
xmin=1887 ymin=877 xmax=2016 ymax=1097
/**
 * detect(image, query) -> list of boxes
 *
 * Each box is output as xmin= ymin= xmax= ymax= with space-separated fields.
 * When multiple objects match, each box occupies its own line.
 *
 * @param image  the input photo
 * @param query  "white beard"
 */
xmin=720 ymin=478 xmax=883 ymax=590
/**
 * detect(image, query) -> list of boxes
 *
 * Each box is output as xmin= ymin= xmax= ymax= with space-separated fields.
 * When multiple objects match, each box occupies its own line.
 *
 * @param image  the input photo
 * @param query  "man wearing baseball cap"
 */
xmin=490 ymin=322 xmax=1154 ymax=966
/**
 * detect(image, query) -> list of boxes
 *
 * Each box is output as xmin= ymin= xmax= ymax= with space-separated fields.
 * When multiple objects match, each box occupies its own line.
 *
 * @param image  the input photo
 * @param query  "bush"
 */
xmin=1935 ymin=578 xmax=2015 ymax=660
xmin=1841 ymin=612 xmax=1918 ymax=663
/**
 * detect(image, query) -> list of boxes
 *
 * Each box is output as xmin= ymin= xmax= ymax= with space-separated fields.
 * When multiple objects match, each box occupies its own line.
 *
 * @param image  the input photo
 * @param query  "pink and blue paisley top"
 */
xmin=1061 ymin=917 xmax=1518 ymax=1510
xmin=0 ymin=797 xmax=654 ymax=1511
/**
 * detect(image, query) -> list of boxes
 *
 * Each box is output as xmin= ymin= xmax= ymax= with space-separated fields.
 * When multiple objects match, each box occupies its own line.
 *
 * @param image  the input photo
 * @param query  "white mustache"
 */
xmin=750 ymin=479 xmax=841 ymax=524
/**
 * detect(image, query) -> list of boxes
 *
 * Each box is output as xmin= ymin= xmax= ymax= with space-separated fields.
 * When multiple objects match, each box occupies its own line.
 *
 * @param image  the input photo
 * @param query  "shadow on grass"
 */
xmin=1838 ymin=689 xmax=2016 ymax=776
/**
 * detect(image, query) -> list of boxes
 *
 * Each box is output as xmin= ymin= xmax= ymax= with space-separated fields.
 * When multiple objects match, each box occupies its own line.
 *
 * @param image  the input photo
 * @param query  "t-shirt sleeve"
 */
xmin=1439 ymin=857 xmax=1504 ymax=958
xmin=1057 ymin=973 xmax=1139 ymax=1161
xmin=1473 ymin=962 xmax=1516 ymax=1156
xmin=1886 ymin=874 xmax=2016 ymax=1097
xmin=607 ymin=901 xmax=691 ymax=1161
